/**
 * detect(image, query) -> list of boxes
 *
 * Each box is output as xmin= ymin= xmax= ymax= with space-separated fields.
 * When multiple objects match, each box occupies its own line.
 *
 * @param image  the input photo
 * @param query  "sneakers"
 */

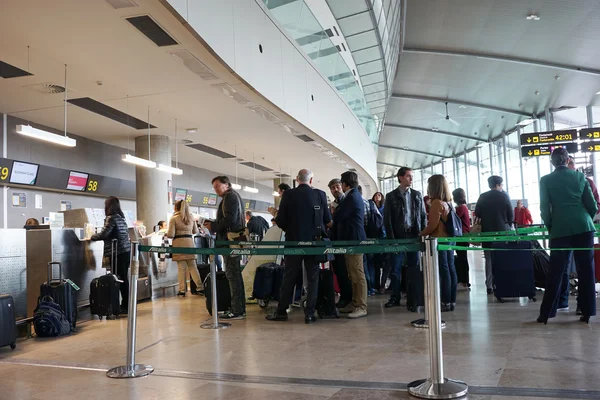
xmin=338 ymin=304 xmax=356 ymax=313
xmin=220 ymin=312 xmax=245 ymax=320
xmin=557 ymin=305 xmax=569 ymax=312
xmin=348 ymin=308 xmax=367 ymax=319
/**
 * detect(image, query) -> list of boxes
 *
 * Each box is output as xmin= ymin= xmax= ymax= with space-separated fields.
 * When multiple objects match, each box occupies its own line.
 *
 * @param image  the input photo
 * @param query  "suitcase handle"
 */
xmin=47 ymin=262 xmax=62 ymax=283
xmin=109 ymin=238 xmax=117 ymax=275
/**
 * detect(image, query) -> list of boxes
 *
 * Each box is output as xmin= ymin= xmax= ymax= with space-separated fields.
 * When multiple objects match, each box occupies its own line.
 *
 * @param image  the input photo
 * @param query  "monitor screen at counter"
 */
xmin=9 ymin=161 xmax=39 ymax=185
xmin=66 ymin=171 xmax=89 ymax=191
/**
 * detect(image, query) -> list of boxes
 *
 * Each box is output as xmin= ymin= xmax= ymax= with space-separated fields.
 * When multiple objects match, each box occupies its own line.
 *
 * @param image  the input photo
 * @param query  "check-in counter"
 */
xmin=138 ymin=234 xmax=179 ymax=298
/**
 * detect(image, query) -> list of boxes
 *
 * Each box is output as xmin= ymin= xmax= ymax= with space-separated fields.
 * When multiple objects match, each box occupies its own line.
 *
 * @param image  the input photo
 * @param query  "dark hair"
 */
xmin=105 ymin=196 xmax=124 ymax=218
xmin=552 ymin=147 xmax=570 ymax=167
xmin=211 ymin=175 xmax=231 ymax=188
xmin=278 ymin=183 xmax=291 ymax=192
xmin=157 ymin=220 xmax=166 ymax=229
xmin=340 ymin=171 xmax=358 ymax=188
xmin=397 ymin=167 xmax=412 ymax=178
xmin=488 ymin=175 xmax=503 ymax=189
xmin=452 ymin=188 xmax=467 ymax=205
xmin=357 ymin=185 xmax=363 ymax=195
xmin=372 ymin=192 xmax=385 ymax=207
xmin=245 ymin=210 xmax=253 ymax=217
xmin=328 ymin=178 xmax=341 ymax=188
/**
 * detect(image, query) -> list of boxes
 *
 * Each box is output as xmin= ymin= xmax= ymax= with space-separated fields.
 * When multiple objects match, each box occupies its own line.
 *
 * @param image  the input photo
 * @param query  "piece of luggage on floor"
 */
xmin=0 ymin=294 xmax=17 ymax=349
xmin=40 ymin=262 xmax=78 ymax=331
xmin=252 ymin=262 xmax=280 ymax=300
xmin=190 ymin=263 xmax=210 ymax=295
xmin=271 ymin=264 xmax=285 ymax=301
xmin=204 ymin=271 xmax=231 ymax=315
xmin=90 ymin=239 xmax=121 ymax=319
xmin=405 ymin=265 xmax=424 ymax=312
xmin=316 ymin=265 xmax=339 ymax=319
xmin=33 ymin=296 xmax=72 ymax=337
xmin=491 ymin=241 xmax=536 ymax=302
xmin=594 ymin=244 xmax=600 ymax=283
xmin=531 ymin=241 xmax=549 ymax=289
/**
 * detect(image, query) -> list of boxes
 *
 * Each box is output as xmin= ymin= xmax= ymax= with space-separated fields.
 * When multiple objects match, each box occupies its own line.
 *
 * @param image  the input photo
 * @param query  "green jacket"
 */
xmin=540 ymin=166 xmax=597 ymax=239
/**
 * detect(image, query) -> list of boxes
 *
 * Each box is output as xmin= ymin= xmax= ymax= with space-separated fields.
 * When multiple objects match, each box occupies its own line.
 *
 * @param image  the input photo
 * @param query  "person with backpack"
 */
xmin=420 ymin=175 xmax=460 ymax=312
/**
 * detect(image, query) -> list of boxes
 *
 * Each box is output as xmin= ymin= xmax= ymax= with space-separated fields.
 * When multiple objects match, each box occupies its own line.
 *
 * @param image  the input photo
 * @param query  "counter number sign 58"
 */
xmin=87 ymin=180 xmax=99 ymax=192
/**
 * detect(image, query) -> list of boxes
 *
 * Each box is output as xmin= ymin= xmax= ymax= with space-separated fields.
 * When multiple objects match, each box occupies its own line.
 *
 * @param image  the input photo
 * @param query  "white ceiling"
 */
xmin=0 ymin=0 xmax=367 ymax=192
xmin=379 ymin=0 xmax=600 ymax=178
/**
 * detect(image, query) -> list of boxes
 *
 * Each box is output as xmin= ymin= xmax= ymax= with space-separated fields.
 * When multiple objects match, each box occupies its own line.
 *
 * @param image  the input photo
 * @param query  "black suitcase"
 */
xmin=531 ymin=241 xmax=549 ymax=289
xmin=252 ymin=262 xmax=279 ymax=300
xmin=491 ymin=241 xmax=537 ymax=302
xmin=40 ymin=262 xmax=78 ymax=331
xmin=90 ymin=239 xmax=121 ymax=319
xmin=190 ymin=263 xmax=210 ymax=295
xmin=405 ymin=265 xmax=424 ymax=312
xmin=316 ymin=267 xmax=339 ymax=318
xmin=204 ymin=271 xmax=231 ymax=315
xmin=0 ymin=294 xmax=17 ymax=350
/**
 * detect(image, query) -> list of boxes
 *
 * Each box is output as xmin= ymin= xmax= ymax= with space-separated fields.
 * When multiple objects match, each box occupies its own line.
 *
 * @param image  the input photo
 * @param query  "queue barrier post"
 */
xmin=412 ymin=237 xmax=446 ymax=329
xmin=407 ymin=238 xmax=468 ymax=399
xmin=107 ymin=242 xmax=154 ymax=379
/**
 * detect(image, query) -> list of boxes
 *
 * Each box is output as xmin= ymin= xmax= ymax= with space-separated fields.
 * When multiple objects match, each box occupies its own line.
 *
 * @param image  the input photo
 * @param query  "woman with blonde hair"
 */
xmin=420 ymin=174 xmax=458 ymax=312
xmin=167 ymin=200 xmax=201 ymax=297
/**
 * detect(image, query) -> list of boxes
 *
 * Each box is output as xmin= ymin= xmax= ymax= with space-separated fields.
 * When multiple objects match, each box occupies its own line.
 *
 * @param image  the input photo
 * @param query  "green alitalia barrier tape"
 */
xmin=214 ymin=238 xmax=419 ymax=247
xmin=438 ymin=244 xmax=598 ymax=252
xmin=139 ymin=243 xmax=422 ymax=257
xmin=437 ymin=234 xmax=551 ymax=243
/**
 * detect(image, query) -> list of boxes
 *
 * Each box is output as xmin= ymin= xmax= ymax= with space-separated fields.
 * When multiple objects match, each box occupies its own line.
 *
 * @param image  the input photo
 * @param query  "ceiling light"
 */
xmin=186 ymin=128 xmax=197 ymax=134
xmin=432 ymin=127 xmax=439 ymax=131
xmin=243 ymin=186 xmax=259 ymax=194
xmin=122 ymin=154 xmax=156 ymax=168
xmin=157 ymin=164 xmax=183 ymax=175
xmin=272 ymin=191 xmax=280 ymax=197
xmin=517 ymin=118 xmax=537 ymax=127
xmin=458 ymin=105 xmax=467 ymax=109
xmin=232 ymin=183 xmax=242 ymax=190
xmin=596 ymin=91 xmax=600 ymax=95
xmin=526 ymin=14 xmax=540 ymax=20
xmin=16 ymin=125 xmax=76 ymax=147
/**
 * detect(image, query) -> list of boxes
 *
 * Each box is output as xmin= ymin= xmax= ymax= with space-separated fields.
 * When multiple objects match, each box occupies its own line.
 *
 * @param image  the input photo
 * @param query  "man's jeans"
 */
xmin=390 ymin=251 xmax=420 ymax=302
xmin=224 ymin=255 xmax=245 ymax=315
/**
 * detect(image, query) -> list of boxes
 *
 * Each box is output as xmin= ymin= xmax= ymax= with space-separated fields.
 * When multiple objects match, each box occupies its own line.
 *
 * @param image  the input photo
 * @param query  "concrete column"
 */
xmin=135 ymin=135 xmax=171 ymax=230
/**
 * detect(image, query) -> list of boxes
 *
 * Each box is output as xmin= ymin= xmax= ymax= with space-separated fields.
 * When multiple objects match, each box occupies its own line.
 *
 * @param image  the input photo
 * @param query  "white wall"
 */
xmin=164 ymin=0 xmax=378 ymax=186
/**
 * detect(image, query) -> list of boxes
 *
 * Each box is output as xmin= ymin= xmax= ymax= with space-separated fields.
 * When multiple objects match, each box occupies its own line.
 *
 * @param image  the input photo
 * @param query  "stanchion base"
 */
xmin=407 ymin=378 xmax=468 ymax=399
xmin=200 ymin=322 xmax=231 ymax=330
xmin=106 ymin=364 xmax=154 ymax=379
xmin=411 ymin=319 xmax=446 ymax=329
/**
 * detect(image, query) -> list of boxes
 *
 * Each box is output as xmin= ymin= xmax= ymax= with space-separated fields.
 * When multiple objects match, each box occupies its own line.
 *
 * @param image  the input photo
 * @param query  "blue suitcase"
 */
xmin=490 ymin=241 xmax=537 ymax=302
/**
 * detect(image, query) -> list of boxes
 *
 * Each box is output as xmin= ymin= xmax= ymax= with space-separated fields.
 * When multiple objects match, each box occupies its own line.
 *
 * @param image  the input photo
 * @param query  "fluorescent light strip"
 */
xmin=272 ymin=191 xmax=280 ymax=197
xmin=243 ymin=186 xmax=259 ymax=194
xmin=157 ymin=163 xmax=183 ymax=175
xmin=122 ymin=153 xmax=156 ymax=168
xmin=231 ymin=183 xmax=242 ymax=190
xmin=16 ymin=124 xmax=76 ymax=147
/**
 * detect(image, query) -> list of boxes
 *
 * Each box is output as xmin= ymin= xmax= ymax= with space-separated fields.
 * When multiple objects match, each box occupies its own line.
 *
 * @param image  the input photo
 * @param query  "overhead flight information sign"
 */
xmin=520 ymin=129 xmax=576 ymax=146
xmin=579 ymin=128 xmax=600 ymax=140
xmin=582 ymin=141 xmax=600 ymax=153
xmin=521 ymin=143 xmax=578 ymax=157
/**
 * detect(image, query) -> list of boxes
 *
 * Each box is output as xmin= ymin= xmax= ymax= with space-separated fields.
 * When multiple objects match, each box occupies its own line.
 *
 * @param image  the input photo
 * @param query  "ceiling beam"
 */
xmin=403 ymin=47 xmax=600 ymax=76
xmin=378 ymin=161 xmax=407 ymax=169
xmin=378 ymin=144 xmax=445 ymax=159
xmin=391 ymin=93 xmax=531 ymax=117
xmin=384 ymin=123 xmax=487 ymax=143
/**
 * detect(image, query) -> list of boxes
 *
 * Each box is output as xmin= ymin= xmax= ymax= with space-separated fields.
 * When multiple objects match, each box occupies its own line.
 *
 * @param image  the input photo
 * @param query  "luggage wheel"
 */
xmin=529 ymin=296 xmax=537 ymax=302
xmin=10 ymin=343 xmax=15 ymax=350
xmin=495 ymin=296 xmax=505 ymax=303
xmin=258 ymin=299 xmax=269 ymax=308
xmin=300 ymin=297 xmax=307 ymax=310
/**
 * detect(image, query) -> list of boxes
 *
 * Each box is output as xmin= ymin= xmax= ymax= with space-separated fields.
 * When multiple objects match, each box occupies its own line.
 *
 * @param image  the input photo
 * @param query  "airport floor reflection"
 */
xmin=0 ymin=251 xmax=599 ymax=400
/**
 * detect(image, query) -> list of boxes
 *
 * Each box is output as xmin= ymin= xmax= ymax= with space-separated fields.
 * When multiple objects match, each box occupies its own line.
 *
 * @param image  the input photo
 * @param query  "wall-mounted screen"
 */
xmin=66 ymin=171 xmax=89 ymax=191
xmin=174 ymin=188 xmax=187 ymax=202
xmin=208 ymin=193 xmax=217 ymax=206
xmin=9 ymin=161 xmax=39 ymax=185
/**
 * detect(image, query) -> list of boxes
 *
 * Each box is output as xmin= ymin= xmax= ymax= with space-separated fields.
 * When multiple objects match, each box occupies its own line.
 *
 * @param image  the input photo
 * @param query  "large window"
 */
xmin=506 ymin=131 xmax=523 ymax=202
xmin=491 ymin=139 xmax=506 ymax=185
xmin=444 ymin=158 xmax=455 ymax=194
xmin=412 ymin=169 xmax=422 ymax=194
xmin=466 ymin=150 xmax=479 ymax=203
xmin=479 ymin=144 xmax=492 ymax=191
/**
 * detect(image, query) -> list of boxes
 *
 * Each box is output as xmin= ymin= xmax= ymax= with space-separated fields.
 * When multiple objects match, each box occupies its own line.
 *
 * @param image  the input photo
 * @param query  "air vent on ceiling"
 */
xmin=126 ymin=15 xmax=178 ymax=47
xmin=247 ymin=105 xmax=280 ymax=123
xmin=240 ymin=161 xmax=273 ymax=172
xmin=295 ymin=134 xmax=314 ymax=142
xmin=105 ymin=0 xmax=137 ymax=9
xmin=170 ymin=50 xmax=218 ymax=81
xmin=179 ymin=139 xmax=193 ymax=145
xmin=212 ymin=82 xmax=251 ymax=104
xmin=325 ymin=28 xmax=334 ymax=37
xmin=186 ymin=143 xmax=235 ymax=159
xmin=0 ymin=60 xmax=32 ymax=79
xmin=276 ymin=173 xmax=291 ymax=178
xmin=277 ymin=122 xmax=300 ymax=135
xmin=25 ymin=83 xmax=67 ymax=94
xmin=67 ymin=97 xmax=155 ymax=129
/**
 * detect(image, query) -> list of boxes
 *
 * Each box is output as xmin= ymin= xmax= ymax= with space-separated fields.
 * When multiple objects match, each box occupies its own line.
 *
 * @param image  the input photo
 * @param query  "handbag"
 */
xmin=313 ymin=190 xmax=334 ymax=263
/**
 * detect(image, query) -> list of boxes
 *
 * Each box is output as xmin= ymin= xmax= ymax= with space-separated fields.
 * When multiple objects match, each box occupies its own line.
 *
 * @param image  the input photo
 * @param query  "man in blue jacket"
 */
xmin=333 ymin=171 xmax=368 ymax=319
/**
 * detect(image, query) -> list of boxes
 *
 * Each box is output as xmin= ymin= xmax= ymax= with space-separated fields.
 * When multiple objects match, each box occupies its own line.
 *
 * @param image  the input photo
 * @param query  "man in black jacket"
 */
xmin=245 ymin=211 xmax=270 ymax=241
xmin=266 ymin=169 xmax=331 ymax=324
xmin=328 ymin=178 xmax=352 ymax=308
xmin=383 ymin=167 xmax=427 ymax=309
xmin=206 ymin=176 xmax=246 ymax=320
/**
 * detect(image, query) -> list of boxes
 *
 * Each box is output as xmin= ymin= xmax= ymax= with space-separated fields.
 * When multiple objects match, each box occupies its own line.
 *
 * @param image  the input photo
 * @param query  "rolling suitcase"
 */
xmin=204 ymin=271 xmax=231 ymax=316
xmin=491 ymin=241 xmax=536 ymax=302
xmin=252 ymin=262 xmax=280 ymax=300
xmin=316 ymin=265 xmax=339 ymax=319
xmin=40 ymin=262 xmax=78 ymax=331
xmin=594 ymin=244 xmax=600 ymax=282
xmin=190 ymin=263 xmax=209 ymax=295
xmin=0 ymin=294 xmax=17 ymax=350
xmin=90 ymin=239 xmax=121 ymax=319
xmin=405 ymin=265 xmax=424 ymax=312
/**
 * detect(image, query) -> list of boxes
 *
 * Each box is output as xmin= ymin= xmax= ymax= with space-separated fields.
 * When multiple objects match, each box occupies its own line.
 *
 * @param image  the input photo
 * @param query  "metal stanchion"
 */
xmin=408 ymin=238 xmax=467 ymax=399
xmin=412 ymin=238 xmax=446 ymax=329
xmin=107 ymin=242 xmax=154 ymax=379
xmin=201 ymin=252 xmax=230 ymax=330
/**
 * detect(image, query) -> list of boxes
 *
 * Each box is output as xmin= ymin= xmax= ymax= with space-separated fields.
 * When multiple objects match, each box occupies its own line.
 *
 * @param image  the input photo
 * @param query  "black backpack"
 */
xmin=33 ymin=296 xmax=72 ymax=337
xmin=444 ymin=203 xmax=463 ymax=237
xmin=366 ymin=200 xmax=384 ymax=238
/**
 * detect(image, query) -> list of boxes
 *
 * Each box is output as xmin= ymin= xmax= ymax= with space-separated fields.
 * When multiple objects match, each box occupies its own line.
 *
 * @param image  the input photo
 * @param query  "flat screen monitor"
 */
xmin=66 ymin=171 xmax=89 ymax=191
xmin=9 ymin=161 xmax=39 ymax=185
xmin=174 ymin=188 xmax=187 ymax=202
xmin=208 ymin=193 xmax=217 ymax=206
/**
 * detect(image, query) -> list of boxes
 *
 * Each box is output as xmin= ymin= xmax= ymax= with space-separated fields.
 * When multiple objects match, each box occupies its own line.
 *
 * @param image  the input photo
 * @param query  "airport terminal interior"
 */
xmin=1 ymin=0 xmax=600 ymax=399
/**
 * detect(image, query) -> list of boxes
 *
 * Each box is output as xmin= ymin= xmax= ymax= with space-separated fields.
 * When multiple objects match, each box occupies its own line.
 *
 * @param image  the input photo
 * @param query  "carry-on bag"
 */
xmin=405 ymin=265 xmax=424 ymax=312
xmin=40 ymin=262 xmax=78 ymax=330
xmin=531 ymin=241 xmax=549 ymax=289
xmin=0 ymin=294 xmax=17 ymax=349
xmin=594 ymin=244 xmax=600 ymax=282
xmin=33 ymin=296 xmax=71 ymax=337
xmin=491 ymin=241 xmax=536 ymax=302
xmin=90 ymin=239 xmax=121 ymax=319
xmin=316 ymin=264 xmax=339 ymax=319
xmin=204 ymin=271 xmax=231 ymax=316
xmin=190 ymin=263 xmax=209 ymax=295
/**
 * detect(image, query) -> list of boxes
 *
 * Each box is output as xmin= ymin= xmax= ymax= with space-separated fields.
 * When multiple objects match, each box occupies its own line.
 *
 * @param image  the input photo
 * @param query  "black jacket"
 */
xmin=333 ymin=188 xmax=366 ymax=241
xmin=384 ymin=187 xmax=427 ymax=239
xmin=247 ymin=216 xmax=270 ymax=240
xmin=91 ymin=213 xmax=131 ymax=257
xmin=474 ymin=189 xmax=514 ymax=233
xmin=213 ymin=189 xmax=246 ymax=242
xmin=275 ymin=184 xmax=331 ymax=242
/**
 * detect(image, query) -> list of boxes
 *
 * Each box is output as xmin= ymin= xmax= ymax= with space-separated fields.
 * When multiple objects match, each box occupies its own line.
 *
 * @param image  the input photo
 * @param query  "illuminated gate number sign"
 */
xmin=521 ymin=142 xmax=578 ymax=157
xmin=519 ymin=129 xmax=576 ymax=146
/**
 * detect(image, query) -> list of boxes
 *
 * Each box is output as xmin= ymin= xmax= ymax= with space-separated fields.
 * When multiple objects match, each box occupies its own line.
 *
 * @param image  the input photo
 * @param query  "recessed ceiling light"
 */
xmin=526 ymin=14 xmax=540 ymax=21
xmin=458 ymin=105 xmax=467 ymax=109
xmin=432 ymin=127 xmax=439 ymax=131
xmin=535 ymin=91 xmax=540 ymax=95
xmin=518 ymin=103 xmax=524 ymax=108
xmin=186 ymin=128 xmax=197 ymax=134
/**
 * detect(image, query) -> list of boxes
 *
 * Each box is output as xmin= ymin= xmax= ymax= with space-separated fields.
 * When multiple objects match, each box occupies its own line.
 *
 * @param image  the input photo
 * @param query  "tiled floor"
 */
xmin=0 ymin=251 xmax=598 ymax=399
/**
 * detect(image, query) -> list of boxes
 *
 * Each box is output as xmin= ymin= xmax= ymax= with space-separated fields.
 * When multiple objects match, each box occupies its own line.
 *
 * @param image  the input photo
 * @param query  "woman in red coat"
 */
xmin=514 ymin=200 xmax=533 ymax=226
xmin=452 ymin=188 xmax=471 ymax=288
